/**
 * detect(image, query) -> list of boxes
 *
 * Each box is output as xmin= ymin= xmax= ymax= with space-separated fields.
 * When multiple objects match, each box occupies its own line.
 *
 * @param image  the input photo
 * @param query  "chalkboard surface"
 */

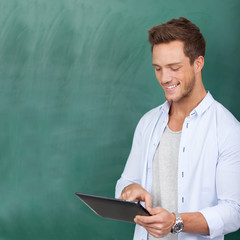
xmin=0 ymin=0 xmax=239 ymax=239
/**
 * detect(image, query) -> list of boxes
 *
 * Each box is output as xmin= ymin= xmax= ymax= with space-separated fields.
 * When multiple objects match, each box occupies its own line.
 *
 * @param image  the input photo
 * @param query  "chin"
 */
xmin=164 ymin=94 xmax=180 ymax=102
xmin=165 ymin=91 xmax=191 ymax=103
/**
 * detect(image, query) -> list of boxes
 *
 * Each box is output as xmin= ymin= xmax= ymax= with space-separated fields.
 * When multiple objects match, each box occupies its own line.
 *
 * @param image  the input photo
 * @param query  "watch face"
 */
xmin=174 ymin=222 xmax=184 ymax=233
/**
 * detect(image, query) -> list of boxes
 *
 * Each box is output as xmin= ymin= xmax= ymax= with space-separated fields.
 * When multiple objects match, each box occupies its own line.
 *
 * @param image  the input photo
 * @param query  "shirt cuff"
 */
xmin=200 ymin=207 xmax=224 ymax=239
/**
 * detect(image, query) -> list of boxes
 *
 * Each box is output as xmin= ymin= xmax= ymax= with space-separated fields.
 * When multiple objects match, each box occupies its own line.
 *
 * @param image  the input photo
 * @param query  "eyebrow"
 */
xmin=152 ymin=62 xmax=182 ymax=67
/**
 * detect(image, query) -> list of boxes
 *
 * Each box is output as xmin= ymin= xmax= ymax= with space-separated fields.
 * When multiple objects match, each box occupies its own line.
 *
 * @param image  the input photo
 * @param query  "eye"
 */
xmin=171 ymin=67 xmax=180 ymax=72
xmin=155 ymin=67 xmax=161 ymax=72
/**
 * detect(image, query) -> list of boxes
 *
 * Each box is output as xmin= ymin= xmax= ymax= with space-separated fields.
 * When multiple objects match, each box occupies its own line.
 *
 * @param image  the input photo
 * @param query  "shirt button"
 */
xmin=183 ymin=147 xmax=185 ymax=152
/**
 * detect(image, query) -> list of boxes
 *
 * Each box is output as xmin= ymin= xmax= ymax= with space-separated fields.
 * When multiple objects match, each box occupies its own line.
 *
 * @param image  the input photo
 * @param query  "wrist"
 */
xmin=171 ymin=212 xmax=176 ymax=227
xmin=171 ymin=212 xmax=184 ymax=234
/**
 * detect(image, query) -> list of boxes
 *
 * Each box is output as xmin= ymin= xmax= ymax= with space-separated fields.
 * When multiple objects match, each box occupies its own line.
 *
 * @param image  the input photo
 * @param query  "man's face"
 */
xmin=152 ymin=41 xmax=196 ymax=103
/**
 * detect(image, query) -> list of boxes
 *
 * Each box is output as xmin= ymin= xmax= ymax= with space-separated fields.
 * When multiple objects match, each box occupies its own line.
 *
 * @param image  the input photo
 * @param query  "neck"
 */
xmin=170 ymin=82 xmax=207 ymax=119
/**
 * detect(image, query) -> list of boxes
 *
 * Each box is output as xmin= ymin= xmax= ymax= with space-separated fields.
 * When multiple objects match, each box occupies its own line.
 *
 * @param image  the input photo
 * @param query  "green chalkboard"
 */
xmin=0 ymin=0 xmax=239 ymax=239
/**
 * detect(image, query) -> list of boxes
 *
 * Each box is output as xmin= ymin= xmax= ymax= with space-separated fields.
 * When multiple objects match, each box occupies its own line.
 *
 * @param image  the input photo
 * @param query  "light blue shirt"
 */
xmin=115 ymin=92 xmax=240 ymax=240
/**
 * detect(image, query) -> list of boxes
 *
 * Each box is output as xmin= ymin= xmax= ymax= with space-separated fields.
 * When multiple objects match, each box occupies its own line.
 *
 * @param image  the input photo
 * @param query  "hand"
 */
xmin=119 ymin=184 xmax=152 ymax=209
xmin=134 ymin=207 xmax=175 ymax=238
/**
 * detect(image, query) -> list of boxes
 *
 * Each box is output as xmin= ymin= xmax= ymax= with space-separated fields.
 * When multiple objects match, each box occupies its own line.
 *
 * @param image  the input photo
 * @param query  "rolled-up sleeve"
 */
xmin=200 ymin=200 xmax=240 ymax=239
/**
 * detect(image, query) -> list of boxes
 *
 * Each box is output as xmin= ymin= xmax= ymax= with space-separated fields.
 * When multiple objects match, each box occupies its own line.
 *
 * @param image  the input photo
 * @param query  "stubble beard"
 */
xmin=165 ymin=74 xmax=196 ymax=103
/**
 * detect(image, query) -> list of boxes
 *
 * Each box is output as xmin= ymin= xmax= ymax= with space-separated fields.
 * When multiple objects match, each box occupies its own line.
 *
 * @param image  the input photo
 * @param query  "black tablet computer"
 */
xmin=75 ymin=192 xmax=151 ymax=223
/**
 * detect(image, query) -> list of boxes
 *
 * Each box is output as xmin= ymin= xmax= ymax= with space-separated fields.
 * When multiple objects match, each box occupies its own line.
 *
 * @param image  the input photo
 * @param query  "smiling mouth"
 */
xmin=165 ymin=83 xmax=180 ymax=89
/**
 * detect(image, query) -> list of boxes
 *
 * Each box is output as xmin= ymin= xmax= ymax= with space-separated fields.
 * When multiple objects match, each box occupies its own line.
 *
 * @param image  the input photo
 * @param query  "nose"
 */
xmin=159 ymin=69 xmax=172 ymax=85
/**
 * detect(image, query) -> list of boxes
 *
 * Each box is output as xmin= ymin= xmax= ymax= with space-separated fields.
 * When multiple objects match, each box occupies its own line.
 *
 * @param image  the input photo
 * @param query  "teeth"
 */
xmin=166 ymin=84 xmax=178 ymax=89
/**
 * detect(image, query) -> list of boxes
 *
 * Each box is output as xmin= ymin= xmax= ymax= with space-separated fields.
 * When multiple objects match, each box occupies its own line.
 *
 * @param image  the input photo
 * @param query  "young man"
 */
xmin=115 ymin=17 xmax=240 ymax=240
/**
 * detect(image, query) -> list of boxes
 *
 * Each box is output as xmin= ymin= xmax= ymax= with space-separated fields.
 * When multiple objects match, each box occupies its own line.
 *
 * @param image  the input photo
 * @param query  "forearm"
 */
xmin=181 ymin=212 xmax=209 ymax=235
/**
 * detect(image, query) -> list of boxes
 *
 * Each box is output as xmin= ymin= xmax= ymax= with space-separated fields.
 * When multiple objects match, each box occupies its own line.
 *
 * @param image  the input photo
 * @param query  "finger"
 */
xmin=135 ymin=217 xmax=170 ymax=238
xmin=136 ymin=211 xmax=171 ymax=225
xmin=143 ymin=193 xmax=152 ymax=210
xmin=136 ymin=220 xmax=169 ymax=238
xmin=146 ymin=225 xmax=170 ymax=238
xmin=120 ymin=191 xmax=139 ymax=202
xmin=136 ymin=221 xmax=163 ymax=231
xmin=135 ymin=215 xmax=160 ymax=225
xmin=147 ymin=229 xmax=165 ymax=239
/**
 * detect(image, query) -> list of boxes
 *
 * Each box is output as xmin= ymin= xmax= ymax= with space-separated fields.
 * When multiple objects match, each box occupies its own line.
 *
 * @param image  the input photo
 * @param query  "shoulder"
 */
xmin=139 ymin=101 xmax=168 ymax=124
xmin=134 ymin=101 xmax=169 ymax=134
xmin=209 ymin=99 xmax=240 ymax=152
xmin=211 ymin=99 xmax=240 ymax=128
xmin=197 ymin=92 xmax=239 ymax=128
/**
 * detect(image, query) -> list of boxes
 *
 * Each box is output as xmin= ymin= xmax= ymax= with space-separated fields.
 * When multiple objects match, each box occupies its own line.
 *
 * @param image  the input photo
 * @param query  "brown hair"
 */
xmin=148 ymin=17 xmax=206 ymax=64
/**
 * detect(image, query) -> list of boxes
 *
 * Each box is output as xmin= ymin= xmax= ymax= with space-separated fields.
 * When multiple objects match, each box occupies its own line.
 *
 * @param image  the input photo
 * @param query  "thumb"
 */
xmin=148 ymin=206 xmax=164 ymax=215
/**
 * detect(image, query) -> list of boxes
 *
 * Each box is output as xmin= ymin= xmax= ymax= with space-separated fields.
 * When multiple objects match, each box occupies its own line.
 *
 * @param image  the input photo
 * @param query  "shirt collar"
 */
xmin=159 ymin=91 xmax=214 ymax=116
xmin=190 ymin=91 xmax=214 ymax=116
xmin=160 ymin=100 xmax=171 ymax=114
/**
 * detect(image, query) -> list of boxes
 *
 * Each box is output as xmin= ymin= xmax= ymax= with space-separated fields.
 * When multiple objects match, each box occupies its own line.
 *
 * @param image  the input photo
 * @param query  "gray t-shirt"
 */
xmin=148 ymin=125 xmax=181 ymax=240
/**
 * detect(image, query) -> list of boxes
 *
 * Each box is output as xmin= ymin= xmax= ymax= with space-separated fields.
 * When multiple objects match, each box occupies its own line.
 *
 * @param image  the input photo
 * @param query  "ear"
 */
xmin=194 ymin=56 xmax=204 ymax=73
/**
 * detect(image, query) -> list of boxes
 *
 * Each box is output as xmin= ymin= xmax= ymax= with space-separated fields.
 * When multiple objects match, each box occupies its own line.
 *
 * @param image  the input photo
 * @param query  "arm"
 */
xmin=134 ymin=208 xmax=209 ymax=238
xmin=115 ymin=106 xmax=162 ymax=199
xmin=181 ymin=212 xmax=209 ymax=235
xmin=199 ymin=120 xmax=240 ymax=238
xmin=115 ymin=118 xmax=146 ymax=198
xmin=120 ymin=184 xmax=209 ymax=238
xmin=133 ymin=126 xmax=240 ymax=239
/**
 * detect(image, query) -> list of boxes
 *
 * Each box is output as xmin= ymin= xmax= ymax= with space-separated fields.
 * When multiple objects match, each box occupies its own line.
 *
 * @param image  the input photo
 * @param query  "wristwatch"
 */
xmin=171 ymin=212 xmax=184 ymax=234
